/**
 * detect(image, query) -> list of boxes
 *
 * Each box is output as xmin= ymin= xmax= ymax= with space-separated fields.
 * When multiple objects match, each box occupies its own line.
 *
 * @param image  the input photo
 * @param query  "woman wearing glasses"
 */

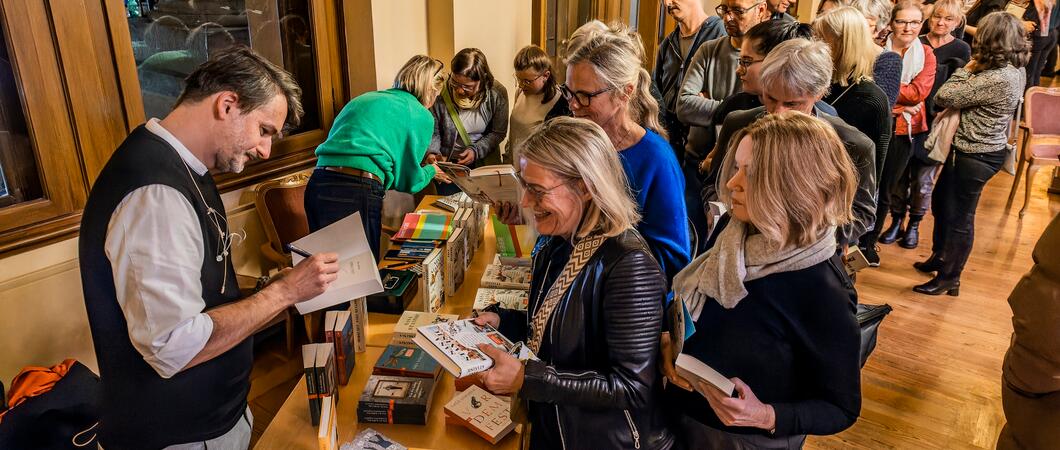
xmin=306 ymin=55 xmax=449 ymax=260
xmin=428 ymin=48 xmax=509 ymax=194
xmin=862 ymin=0 xmax=936 ymax=265
xmin=473 ymin=117 xmax=676 ymax=450
xmin=560 ymin=21 xmax=691 ymax=284
xmin=506 ymin=45 xmax=570 ymax=163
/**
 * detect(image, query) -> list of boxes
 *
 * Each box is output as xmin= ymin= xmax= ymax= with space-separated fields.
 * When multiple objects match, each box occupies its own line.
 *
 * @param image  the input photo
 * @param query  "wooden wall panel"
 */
xmin=48 ymin=0 xmax=129 ymax=185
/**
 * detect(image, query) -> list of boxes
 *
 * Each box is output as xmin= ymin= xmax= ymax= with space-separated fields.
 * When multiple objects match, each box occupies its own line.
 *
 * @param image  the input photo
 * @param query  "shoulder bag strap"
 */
xmin=528 ymin=235 xmax=607 ymax=353
xmin=441 ymin=87 xmax=473 ymax=156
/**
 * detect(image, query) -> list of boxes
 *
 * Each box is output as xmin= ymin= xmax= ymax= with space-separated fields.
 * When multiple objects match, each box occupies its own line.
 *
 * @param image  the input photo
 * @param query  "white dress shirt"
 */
xmin=104 ymin=118 xmax=214 ymax=379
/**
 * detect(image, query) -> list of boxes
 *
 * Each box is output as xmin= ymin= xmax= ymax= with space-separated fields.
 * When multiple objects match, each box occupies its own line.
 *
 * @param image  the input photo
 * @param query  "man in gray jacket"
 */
xmin=677 ymin=0 xmax=769 ymax=164
xmin=652 ymin=0 xmax=725 ymax=159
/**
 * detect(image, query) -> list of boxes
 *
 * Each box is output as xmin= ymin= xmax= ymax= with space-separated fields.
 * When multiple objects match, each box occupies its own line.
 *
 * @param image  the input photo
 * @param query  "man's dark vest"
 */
xmin=79 ymin=126 xmax=249 ymax=449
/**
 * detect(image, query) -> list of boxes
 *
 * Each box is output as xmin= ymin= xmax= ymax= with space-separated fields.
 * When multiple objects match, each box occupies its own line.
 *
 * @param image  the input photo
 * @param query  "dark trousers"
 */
xmin=930 ymin=148 xmax=1006 ymax=279
xmin=890 ymin=134 xmax=936 ymax=217
xmin=1027 ymin=30 xmax=1057 ymax=89
xmin=676 ymin=414 xmax=806 ymax=450
xmin=1043 ymin=27 xmax=1059 ymax=76
xmin=304 ymin=168 xmax=385 ymax=261
xmin=684 ymin=163 xmax=710 ymax=256
xmin=861 ymin=132 xmax=912 ymax=246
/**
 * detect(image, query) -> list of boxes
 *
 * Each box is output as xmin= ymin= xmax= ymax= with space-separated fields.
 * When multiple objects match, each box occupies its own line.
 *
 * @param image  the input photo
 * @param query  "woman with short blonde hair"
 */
xmin=474 ymin=117 xmax=676 ymax=450
xmin=667 ymin=112 xmax=862 ymax=448
xmin=393 ymin=55 xmax=445 ymax=106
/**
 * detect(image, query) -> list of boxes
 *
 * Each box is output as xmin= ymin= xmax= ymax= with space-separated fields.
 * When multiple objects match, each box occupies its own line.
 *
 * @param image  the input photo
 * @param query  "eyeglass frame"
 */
xmin=514 ymin=72 xmax=545 ymax=87
xmin=448 ymin=74 xmax=480 ymax=94
xmin=559 ymin=84 xmax=617 ymax=107
xmin=516 ymin=172 xmax=577 ymax=201
xmin=737 ymin=57 xmax=765 ymax=68
xmin=715 ymin=1 xmax=765 ymax=18
xmin=892 ymin=19 xmax=923 ymax=28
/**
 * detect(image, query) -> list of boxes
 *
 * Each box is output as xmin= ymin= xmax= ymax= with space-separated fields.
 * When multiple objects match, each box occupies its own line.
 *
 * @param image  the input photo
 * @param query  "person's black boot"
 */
xmin=899 ymin=215 xmax=922 ymax=249
xmin=860 ymin=245 xmax=881 ymax=267
xmin=913 ymin=254 xmax=943 ymax=273
xmin=878 ymin=214 xmax=905 ymax=244
xmin=913 ymin=275 xmax=960 ymax=296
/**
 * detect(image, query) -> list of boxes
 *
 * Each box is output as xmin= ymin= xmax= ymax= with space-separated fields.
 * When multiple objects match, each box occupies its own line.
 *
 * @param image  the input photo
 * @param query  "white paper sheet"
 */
xmin=290 ymin=212 xmax=383 ymax=314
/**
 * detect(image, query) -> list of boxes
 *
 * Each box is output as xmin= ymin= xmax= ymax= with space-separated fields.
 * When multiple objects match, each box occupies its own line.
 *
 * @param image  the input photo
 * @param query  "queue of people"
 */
xmin=77 ymin=1 xmax=1047 ymax=448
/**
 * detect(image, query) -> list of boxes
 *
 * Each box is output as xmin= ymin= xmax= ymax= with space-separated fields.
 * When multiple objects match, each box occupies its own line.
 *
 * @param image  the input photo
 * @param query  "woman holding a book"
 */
xmin=664 ymin=113 xmax=862 ymax=448
xmin=306 ymin=55 xmax=449 ymax=261
xmin=473 ymin=117 xmax=676 ymax=450
xmin=428 ymin=48 xmax=510 ymax=195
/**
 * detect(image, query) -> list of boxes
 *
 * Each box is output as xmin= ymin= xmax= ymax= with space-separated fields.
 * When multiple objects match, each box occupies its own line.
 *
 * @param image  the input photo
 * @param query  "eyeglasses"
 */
xmin=716 ymin=2 xmax=764 ymax=18
xmin=559 ymin=84 xmax=616 ymax=107
xmin=737 ymin=57 xmax=764 ymax=68
xmin=448 ymin=75 xmax=479 ymax=93
xmin=516 ymin=173 xmax=574 ymax=200
xmin=893 ymin=19 xmax=923 ymax=28
xmin=515 ymin=73 xmax=545 ymax=87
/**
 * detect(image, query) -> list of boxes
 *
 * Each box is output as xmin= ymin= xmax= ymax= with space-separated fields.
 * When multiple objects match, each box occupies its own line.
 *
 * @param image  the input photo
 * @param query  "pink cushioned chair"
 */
xmin=1009 ymin=87 xmax=1060 ymax=218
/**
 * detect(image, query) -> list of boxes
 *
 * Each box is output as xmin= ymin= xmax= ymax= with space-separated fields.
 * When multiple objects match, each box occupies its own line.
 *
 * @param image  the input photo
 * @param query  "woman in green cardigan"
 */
xmin=305 ymin=55 xmax=449 ymax=260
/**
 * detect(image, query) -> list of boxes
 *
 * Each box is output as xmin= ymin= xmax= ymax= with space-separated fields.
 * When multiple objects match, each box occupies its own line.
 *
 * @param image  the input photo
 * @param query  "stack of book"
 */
xmin=392 ymin=212 xmax=454 ymax=242
xmin=391 ymin=311 xmax=459 ymax=347
xmin=323 ymin=310 xmax=356 ymax=385
xmin=317 ymin=396 xmax=338 ymax=450
xmin=444 ymin=385 xmax=516 ymax=444
xmin=302 ymin=343 xmax=339 ymax=426
xmin=432 ymin=192 xmax=470 ymax=212
xmin=356 ymin=374 xmax=437 ymax=425
xmin=378 ymin=242 xmax=445 ymax=313
xmin=444 ymin=227 xmax=467 ymax=297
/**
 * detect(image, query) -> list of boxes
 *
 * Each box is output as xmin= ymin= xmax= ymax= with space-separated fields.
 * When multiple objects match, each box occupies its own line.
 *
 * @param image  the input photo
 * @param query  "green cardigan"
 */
xmin=315 ymin=89 xmax=436 ymax=193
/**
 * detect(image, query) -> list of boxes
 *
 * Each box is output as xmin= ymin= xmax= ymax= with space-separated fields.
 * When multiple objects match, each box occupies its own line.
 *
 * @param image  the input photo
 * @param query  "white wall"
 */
xmin=452 ymin=0 xmax=534 ymax=110
xmin=371 ymin=0 xmax=430 ymax=90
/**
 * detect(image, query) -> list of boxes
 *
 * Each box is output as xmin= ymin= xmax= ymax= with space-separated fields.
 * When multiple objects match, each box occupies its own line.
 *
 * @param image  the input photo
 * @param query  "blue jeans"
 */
xmin=304 ymin=168 xmax=385 ymax=261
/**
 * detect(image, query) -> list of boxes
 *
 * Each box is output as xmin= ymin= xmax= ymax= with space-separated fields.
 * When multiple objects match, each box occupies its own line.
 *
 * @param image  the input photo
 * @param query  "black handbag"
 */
xmin=0 ymin=361 xmax=100 ymax=449
xmin=856 ymin=303 xmax=892 ymax=367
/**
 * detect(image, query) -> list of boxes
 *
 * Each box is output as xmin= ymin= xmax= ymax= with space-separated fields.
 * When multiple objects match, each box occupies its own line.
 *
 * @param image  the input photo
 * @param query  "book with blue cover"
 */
xmin=372 ymin=344 xmax=441 ymax=379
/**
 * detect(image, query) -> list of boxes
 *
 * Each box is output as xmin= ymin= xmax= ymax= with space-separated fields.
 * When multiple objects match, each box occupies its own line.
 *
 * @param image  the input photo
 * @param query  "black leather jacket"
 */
xmin=496 ymin=230 xmax=674 ymax=450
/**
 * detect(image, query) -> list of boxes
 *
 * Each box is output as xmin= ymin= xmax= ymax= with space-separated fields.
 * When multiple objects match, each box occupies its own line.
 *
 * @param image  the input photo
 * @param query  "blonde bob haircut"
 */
xmin=563 ymin=20 xmax=667 ymax=140
xmin=518 ymin=117 xmax=641 ymax=239
xmin=814 ymin=7 xmax=882 ymax=86
xmin=717 ymin=112 xmax=857 ymax=248
xmin=928 ymin=0 xmax=964 ymax=22
xmin=392 ymin=55 xmax=445 ymax=106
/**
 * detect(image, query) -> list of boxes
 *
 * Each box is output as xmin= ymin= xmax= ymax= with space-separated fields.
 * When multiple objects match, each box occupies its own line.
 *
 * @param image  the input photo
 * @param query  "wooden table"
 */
xmin=256 ymin=197 xmax=524 ymax=450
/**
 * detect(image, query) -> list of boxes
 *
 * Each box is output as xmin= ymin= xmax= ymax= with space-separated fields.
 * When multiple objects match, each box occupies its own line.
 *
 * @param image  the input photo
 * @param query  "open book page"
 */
xmin=437 ymin=162 xmax=522 ymax=205
xmin=291 ymin=212 xmax=383 ymax=314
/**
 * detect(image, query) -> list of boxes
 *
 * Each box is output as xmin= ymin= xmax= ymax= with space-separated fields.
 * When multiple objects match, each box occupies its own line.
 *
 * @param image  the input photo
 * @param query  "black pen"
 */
xmin=285 ymin=243 xmax=313 ymax=258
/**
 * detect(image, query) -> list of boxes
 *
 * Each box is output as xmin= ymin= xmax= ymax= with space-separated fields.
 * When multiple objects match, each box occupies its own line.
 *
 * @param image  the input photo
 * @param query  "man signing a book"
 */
xmin=79 ymin=47 xmax=339 ymax=449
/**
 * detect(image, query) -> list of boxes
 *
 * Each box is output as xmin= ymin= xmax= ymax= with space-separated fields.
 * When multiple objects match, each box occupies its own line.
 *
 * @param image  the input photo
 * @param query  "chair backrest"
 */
xmin=254 ymin=171 xmax=311 ymax=265
xmin=1025 ymin=87 xmax=1060 ymax=136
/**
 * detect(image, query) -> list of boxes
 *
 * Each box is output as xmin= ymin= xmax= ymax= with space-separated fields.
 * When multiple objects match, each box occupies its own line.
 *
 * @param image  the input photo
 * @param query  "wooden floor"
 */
xmin=247 ymin=142 xmax=1060 ymax=449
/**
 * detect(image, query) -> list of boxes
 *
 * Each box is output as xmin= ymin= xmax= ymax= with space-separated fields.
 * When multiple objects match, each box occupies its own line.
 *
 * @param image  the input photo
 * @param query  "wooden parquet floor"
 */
xmin=807 ymin=168 xmax=1060 ymax=449
xmin=248 ymin=169 xmax=1060 ymax=450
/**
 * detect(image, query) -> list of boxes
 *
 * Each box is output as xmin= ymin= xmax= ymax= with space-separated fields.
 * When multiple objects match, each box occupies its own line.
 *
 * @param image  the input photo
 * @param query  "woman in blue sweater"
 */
xmin=562 ymin=21 xmax=691 ymax=284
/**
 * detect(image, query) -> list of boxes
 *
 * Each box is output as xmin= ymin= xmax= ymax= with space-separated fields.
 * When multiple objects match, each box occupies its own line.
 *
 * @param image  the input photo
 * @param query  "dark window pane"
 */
xmin=0 ymin=21 xmax=43 ymax=208
xmin=127 ymin=0 xmax=320 ymax=133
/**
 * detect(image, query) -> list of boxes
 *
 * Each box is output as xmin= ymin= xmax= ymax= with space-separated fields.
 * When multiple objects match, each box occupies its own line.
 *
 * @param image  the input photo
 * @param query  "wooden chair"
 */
xmin=253 ymin=171 xmax=312 ymax=352
xmin=1009 ymin=87 xmax=1060 ymax=218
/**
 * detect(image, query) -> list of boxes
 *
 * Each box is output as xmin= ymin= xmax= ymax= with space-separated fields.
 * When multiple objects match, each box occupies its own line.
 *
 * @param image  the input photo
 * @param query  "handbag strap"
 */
xmin=528 ymin=235 xmax=607 ymax=353
xmin=441 ymin=87 xmax=473 ymax=160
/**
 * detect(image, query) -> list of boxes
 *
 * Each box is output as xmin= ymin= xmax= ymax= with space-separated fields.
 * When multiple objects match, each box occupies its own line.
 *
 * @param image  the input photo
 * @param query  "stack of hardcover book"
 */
xmin=302 ymin=343 xmax=338 ymax=426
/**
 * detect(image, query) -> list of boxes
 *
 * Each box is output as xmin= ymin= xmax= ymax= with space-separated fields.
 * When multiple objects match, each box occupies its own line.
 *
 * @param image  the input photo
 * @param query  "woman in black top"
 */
xmin=665 ymin=112 xmax=862 ymax=449
xmin=964 ymin=0 xmax=1053 ymax=89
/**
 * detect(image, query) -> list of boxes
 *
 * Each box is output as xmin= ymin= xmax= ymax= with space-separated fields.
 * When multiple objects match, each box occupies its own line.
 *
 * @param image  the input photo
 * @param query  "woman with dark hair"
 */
xmin=507 ymin=45 xmax=570 ymax=162
xmin=914 ymin=11 xmax=1029 ymax=295
xmin=428 ymin=48 xmax=509 ymax=194
xmin=964 ymin=0 xmax=1054 ymax=89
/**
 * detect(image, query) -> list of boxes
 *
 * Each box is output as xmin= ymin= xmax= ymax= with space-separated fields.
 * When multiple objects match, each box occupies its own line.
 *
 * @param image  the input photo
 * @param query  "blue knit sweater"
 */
xmin=873 ymin=51 xmax=902 ymax=108
xmin=618 ymin=130 xmax=691 ymax=285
